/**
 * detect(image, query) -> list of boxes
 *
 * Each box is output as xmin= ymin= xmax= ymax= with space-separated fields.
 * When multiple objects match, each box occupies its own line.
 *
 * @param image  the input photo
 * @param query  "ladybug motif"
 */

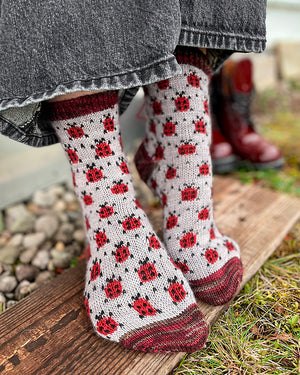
xmin=199 ymin=164 xmax=209 ymax=175
xmin=180 ymin=232 xmax=197 ymax=248
xmin=166 ymin=215 xmax=178 ymax=230
xmin=210 ymin=228 xmax=216 ymax=239
xmin=98 ymin=205 xmax=114 ymax=219
xmin=150 ymin=122 xmax=156 ymax=134
xmin=82 ymin=193 xmax=93 ymax=206
xmin=119 ymin=136 xmax=123 ymax=149
xmin=84 ymin=296 xmax=91 ymax=318
xmin=121 ymin=215 xmax=142 ymax=231
xmin=119 ymin=161 xmax=129 ymax=174
xmin=105 ymin=279 xmax=123 ymax=299
xmin=148 ymin=235 xmax=161 ymax=249
xmin=198 ymin=208 xmax=209 ymax=220
xmin=151 ymin=179 xmax=157 ymax=190
xmin=90 ymin=262 xmax=101 ymax=281
xmin=168 ymin=281 xmax=186 ymax=303
xmin=157 ymin=79 xmax=169 ymax=90
xmin=111 ymin=181 xmax=129 ymax=194
xmin=174 ymin=94 xmax=190 ymax=112
xmin=165 ymin=167 xmax=177 ymax=180
xmin=163 ymin=120 xmax=176 ymax=136
xmin=96 ymin=316 xmax=118 ymax=336
xmin=72 ymin=172 xmax=76 ymax=188
xmin=226 ymin=241 xmax=235 ymax=252
xmin=85 ymin=244 xmax=91 ymax=259
xmin=95 ymin=230 xmax=108 ymax=248
xmin=85 ymin=163 xmax=103 ymax=183
xmin=66 ymin=148 xmax=80 ymax=164
xmin=203 ymin=100 xmax=209 ymax=115
xmin=181 ymin=187 xmax=198 ymax=201
xmin=187 ymin=73 xmax=200 ymax=88
xmin=154 ymin=145 xmax=164 ymax=161
xmin=135 ymin=199 xmax=142 ymax=209
xmin=162 ymin=194 xmax=167 ymax=207
xmin=194 ymin=119 xmax=206 ymax=134
xmin=85 ymin=217 xmax=90 ymax=231
xmin=153 ymin=101 xmax=162 ymax=115
xmin=205 ymin=249 xmax=219 ymax=264
xmin=133 ymin=298 xmax=157 ymax=317
xmin=170 ymin=257 xmax=180 ymax=269
xmin=67 ymin=124 xmax=85 ymax=139
xmin=103 ymin=116 xmax=115 ymax=132
xmin=137 ymin=260 xmax=158 ymax=283
xmin=178 ymin=143 xmax=196 ymax=156
xmin=93 ymin=140 xmax=113 ymax=158
xmin=114 ymin=242 xmax=131 ymax=263
xmin=175 ymin=262 xmax=189 ymax=274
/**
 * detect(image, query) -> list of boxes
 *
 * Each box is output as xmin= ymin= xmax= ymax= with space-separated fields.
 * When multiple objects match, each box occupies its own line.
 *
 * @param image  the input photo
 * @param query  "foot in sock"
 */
xmin=135 ymin=47 xmax=243 ymax=306
xmin=44 ymin=91 xmax=208 ymax=353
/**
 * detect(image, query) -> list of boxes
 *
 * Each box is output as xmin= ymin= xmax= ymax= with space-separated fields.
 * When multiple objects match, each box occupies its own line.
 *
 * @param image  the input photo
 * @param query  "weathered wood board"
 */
xmin=1 ymin=177 xmax=300 ymax=375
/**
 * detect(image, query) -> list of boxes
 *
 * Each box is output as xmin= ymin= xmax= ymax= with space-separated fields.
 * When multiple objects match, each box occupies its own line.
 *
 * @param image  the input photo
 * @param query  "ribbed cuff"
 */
xmin=42 ymin=91 xmax=119 ymax=121
xmin=174 ymin=46 xmax=213 ymax=79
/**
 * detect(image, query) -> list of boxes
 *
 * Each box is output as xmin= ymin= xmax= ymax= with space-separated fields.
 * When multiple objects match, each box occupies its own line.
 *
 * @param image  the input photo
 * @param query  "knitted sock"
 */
xmin=135 ymin=47 xmax=243 ymax=306
xmin=44 ymin=91 xmax=208 ymax=353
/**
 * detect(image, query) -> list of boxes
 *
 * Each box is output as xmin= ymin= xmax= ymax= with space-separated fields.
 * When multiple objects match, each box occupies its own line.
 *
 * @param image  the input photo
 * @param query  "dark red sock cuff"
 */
xmin=174 ymin=46 xmax=213 ymax=79
xmin=42 ymin=91 xmax=119 ymax=121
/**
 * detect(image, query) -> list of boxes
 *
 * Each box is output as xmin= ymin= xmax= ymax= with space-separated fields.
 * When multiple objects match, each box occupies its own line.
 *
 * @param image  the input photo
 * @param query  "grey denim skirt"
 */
xmin=0 ymin=0 xmax=267 ymax=147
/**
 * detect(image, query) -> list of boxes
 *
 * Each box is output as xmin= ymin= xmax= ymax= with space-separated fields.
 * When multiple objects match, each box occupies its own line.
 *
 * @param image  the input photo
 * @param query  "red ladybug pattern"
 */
xmin=105 ymin=280 xmax=123 ymax=299
xmin=168 ymin=282 xmax=186 ymax=303
xmin=91 ymin=262 xmax=101 ymax=281
xmin=133 ymin=298 xmax=157 ymax=317
xmin=96 ymin=316 xmax=118 ymax=336
xmin=137 ymin=262 xmax=158 ymax=283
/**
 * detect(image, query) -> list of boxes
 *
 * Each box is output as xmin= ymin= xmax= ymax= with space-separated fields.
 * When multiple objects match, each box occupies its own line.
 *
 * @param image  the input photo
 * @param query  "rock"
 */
xmin=53 ymin=199 xmax=67 ymax=212
xmin=73 ymin=229 xmax=85 ymax=244
xmin=0 ymin=292 xmax=6 ymax=303
xmin=5 ymin=204 xmax=35 ymax=233
xmin=0 ymin=274 xmax=17 ymax=293
xmin=15 ymin=280 xmax=30 ymax=300
xmin=7 ymin=233 xmax=24 ymax=247
xmin=66 ymin=211 xmax=82 ymax=222
xmin=32 ymin=250 xmax=50 ymax=270
xmin=19 ymin=246 xmax=38 ymax=264
xmin=15 ymin=264 xmax=39 ymax=282
xmin=47 ymin=260 xmax=55 ymax=271
xmin=0 ymin=236 xmax=7 ymax=247
xmin=55 ymin=241 xmax=65 ymax=251
xmin=55 ymin=212 xmax=69 ymax=223
xmin=7 ymin=300 xmax=18 ymax=309
xmin=50 ymin=249 xmax=72 ymax=268
xmin=0 ymin=246 xmax=22 ymax=265
xmin=55 ymin=223 xmax=74 ymax=244
xmin=1 ymin=264 xmax=13 ymax=273
xmin=35 ymin=215 xmax=59 ymax=238
xmin=48 ymin=185 xmax=65 ymax=198
xmin=74 ymin=219 xmax=84 ymax=230
xmin=63 ymin=192 xmax=77 ymax=203
xmin=0 ymin=263 xmax=3 ymax=275
xmin=65 ymin=242 xmax=82 ymax=257
xmin=33 ymin=189 xmax=57 ymax=207
xmin=5 ymin=293 xmax=14 ymax=299
xmin=23 ymin=232 xmax=46 ymax=248
xmin=35 ymin=271 xmax=53 ymax=285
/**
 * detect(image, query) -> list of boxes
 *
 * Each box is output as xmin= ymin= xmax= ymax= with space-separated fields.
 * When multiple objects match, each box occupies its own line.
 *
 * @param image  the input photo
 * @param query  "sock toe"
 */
xmin=120 ymin=303 xmax=208 ymax=353
xmin=190 ymin=258 xmax=243 ymax=305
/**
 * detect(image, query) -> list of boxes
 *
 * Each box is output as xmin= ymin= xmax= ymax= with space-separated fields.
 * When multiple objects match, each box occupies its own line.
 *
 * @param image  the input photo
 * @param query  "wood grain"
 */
xmin=1 ymin=177 xmax=299 ymax=375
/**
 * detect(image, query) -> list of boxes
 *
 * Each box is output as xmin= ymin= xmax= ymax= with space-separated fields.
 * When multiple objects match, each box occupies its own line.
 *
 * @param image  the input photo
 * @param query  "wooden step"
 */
xmin=1 ymin=177 xmax=300 ymax=375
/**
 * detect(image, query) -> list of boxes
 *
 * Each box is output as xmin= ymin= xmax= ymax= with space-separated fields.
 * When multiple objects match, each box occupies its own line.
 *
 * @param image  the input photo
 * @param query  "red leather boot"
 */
xmin=211 ymin=59 xmax=284 ymax=170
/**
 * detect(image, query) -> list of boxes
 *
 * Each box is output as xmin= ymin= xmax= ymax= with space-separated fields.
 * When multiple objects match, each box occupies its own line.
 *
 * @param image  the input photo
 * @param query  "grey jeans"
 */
xmin=0 ymin=0 xmax=266 ymax=147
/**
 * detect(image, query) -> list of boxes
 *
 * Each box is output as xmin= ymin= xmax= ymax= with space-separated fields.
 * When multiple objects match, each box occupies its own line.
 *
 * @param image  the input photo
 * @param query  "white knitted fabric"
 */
xmin=50 ymin=93 xmax=207 ymax=352
xmin=138 ymin=64 xmax=242 ymax=300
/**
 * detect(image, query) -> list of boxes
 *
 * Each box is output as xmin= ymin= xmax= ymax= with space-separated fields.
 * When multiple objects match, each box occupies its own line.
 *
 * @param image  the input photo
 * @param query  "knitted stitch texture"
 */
xmin=135 ymin=49 xmax=243 ymax=305
xmin=46 ymin=91 xmax=208 ymax=353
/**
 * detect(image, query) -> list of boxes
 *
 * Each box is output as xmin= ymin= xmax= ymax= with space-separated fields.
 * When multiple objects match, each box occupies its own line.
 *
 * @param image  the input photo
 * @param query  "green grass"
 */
xmin=174 ymin=224 xmax=300 ymax=375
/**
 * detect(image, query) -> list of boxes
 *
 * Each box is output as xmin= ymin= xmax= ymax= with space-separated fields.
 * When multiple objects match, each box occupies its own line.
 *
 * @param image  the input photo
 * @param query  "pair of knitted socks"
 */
xmin=45 ymin=47 xmax=242 ymax=353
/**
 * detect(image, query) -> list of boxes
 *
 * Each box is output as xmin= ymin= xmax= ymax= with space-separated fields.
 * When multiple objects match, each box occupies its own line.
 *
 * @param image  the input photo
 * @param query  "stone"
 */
xmin=276 ymin=41 xmax=300 ymax=81
xmin=1 ymin=264 xmax=13 ymax=273
xmin=19 ymin=246 xmax=38 ymax=264
xmin=73 ymin=229 xmax=86 ymax=244
xmin=23 ymin=232 xmax=46 ymax=248
xmin=50 ymin=249 xmax=72 ymax=268
xmin=15 ymin=280 xmax=30 ymax=300
xmin=53 ymin=199 xmax=67 ymax=212
xmin=48 ymin=185 xmax=65 ymax=198
xmin=0 ymin=274 xmax=17 ymax=293
xmin=55 ymin=223 xmax=74 ymax=244
xmin=66 ymin=211 xmax=82 ymax=223
xmin=5 ymin=293 xmax=14 ymax=299
xmin=65 ymin=242 xmax=82 ymax=257
xmin=35 ymin=215 xmax=59 ymax=238
xmin=35 ymin=271 xmax=53 ymax=285
xmin=63 ymin=192 xmax=77 ymax=203
xmin=7 ymin=300 xmax=18 ymax=309
xmin=0 ymin=246 xmax=21 ymax=265
xmin=47 ymin=260 xmax=55 ymax=272
xmin=7 ymin=233 xmax=24 ymax=247
xmin=5 ymin=204 xmax=35 ymax=233
xmin=0 ymin=292 xmax=6 ymax=303
xmin=0 ymin=263 xmax=3 ymax=275
xmin=33 ymin=189 xmax=57 ymax=207
xmin=32 ymin=250 xmax=50 ymax=270
xmin=0 ymin=236 xmax=7 ymax=247
xmin=15 ymin=264 xmax=39 ymax=282
xmin=55 ymin=212 xmax=69 ymax=223
xmin=55 ymin=241 xmax=65 ymax=251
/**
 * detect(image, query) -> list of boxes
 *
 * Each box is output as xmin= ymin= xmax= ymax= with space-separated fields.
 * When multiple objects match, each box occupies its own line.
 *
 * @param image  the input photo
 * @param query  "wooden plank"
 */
xmin=0 ymin=177 xmax=300 ymax=375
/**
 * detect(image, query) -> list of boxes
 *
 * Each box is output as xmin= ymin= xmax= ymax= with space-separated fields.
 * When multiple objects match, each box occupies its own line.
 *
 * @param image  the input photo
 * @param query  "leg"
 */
xmin=135 ymin=47 xmax=243 ymax=306
xmin=44 ymin=89 xmax=208 ymax=352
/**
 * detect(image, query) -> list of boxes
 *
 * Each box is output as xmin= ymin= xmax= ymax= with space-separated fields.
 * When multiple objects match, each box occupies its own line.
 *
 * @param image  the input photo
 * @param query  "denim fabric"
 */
xmin=0 ymin=0 xmax=266 ymax=147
